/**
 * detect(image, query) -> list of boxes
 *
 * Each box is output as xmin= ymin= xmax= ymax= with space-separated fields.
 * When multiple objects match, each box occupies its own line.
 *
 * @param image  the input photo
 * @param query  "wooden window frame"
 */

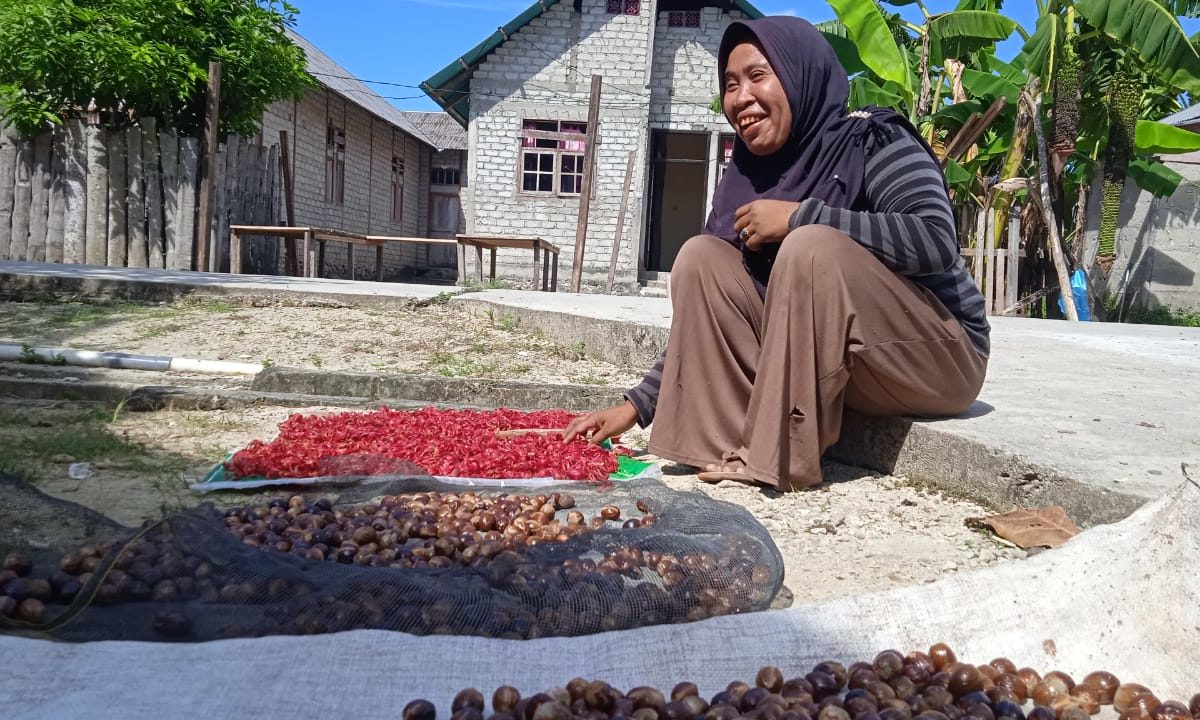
xmin=391 ymin=155 xmax=405 ymax=223
xmin=518 ymin=120 xmax=588 ymax=199
xmin=431 ymin=166 xmax=461 ymax=186
xmin=325 ymin=123 xmax=346 ymax=205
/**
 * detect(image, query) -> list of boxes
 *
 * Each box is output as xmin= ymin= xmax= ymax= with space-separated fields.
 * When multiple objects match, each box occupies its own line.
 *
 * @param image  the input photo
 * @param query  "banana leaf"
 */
xmin=1076 ymin=0 xmax=1200 ymax=95
xmin=1128 ymin=156 xmax=1186 ymax=196
xmin=1015 ymin=12 xmax=1063 ymax=79
xmin=930 ymin=10 xmax=1019 ymax=62
xmin=1134 ymin=119 xmax=1200 ymax=153
xmin=850 ymin=76 xmax=904 ymax=109
xmin=828 ymin=0 xmax=914 ymax=103
xmin=960 ymin=68 xmax=1022 ymax=101
xmin=816 ymin=20 xmax=871 ymax=76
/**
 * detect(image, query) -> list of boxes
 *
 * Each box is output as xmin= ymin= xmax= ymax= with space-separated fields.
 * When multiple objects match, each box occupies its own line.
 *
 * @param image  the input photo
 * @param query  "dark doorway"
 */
xmin=646 ymin=131 xmax=709 ymax=272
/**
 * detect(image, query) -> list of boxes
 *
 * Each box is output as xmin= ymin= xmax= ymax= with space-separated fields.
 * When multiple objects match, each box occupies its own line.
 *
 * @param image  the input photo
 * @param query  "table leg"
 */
xmin=303 ymin=230 xmax=313 ymax=278
xmin=543 ymin=249 xmax=551 ymax=292
xmin=550 ymin=252 xmax=558 ymax=291
xmin=532 ymin=246 xmax=541 ymax=290
xmin=318 ymin=240 xmax=326 ymax=278
xmin=230 ymin=230 xmax=242 ymax=274
xmin=376 ymin=244 xmax=384 ymax=282
xmin=457 ymin=243 xmax=466 ymax=285
xmin=475 ymin=245 xmax=483 ymax=283
xmin=489 ymin=248 xmax=497 ymax=283
xmin=347 ymin=242 xmax=355 ymax=280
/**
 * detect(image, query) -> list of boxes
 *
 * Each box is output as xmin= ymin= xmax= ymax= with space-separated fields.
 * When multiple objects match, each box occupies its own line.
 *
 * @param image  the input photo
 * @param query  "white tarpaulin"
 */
xmin=4 ymin=479 xmax=1197 ymax=720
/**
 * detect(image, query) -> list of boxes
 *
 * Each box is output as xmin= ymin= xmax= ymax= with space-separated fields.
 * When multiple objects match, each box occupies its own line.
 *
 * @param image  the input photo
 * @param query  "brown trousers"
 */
xmin=647 ymin=227 xmax=987 ymax=490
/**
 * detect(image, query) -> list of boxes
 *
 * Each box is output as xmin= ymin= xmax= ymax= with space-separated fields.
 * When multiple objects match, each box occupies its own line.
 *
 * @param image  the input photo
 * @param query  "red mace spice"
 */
xmin=224 ymin=407 xmax=618 ymax=482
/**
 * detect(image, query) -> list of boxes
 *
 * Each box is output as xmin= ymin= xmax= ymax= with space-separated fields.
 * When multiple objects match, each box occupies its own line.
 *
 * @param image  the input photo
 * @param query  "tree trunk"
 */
xmin=1029 ymin=84 xmax=1079 ymax=321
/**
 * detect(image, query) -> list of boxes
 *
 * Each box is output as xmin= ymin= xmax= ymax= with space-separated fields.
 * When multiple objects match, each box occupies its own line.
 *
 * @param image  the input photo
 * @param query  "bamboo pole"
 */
xmin=62 ymin=120 xmax=87 ymax=264
xmin=83 ymin=123 xmax=109 ymax=265
xmin=106 ymin=128 xmax=128 ymax=267
xmin=28 ymin=131 xmax=51 ymax=262
xmin=1028 ymin=85 xmax=1078 ymax=321
xmin=46 ymin=126 xmax=66 ymax=263
xmin=125 ymin=125 xmax=147 ymax=268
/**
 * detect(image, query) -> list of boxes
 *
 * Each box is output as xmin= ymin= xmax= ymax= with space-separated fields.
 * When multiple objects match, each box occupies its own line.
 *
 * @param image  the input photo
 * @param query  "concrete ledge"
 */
xmin=0 ymin=261 xmax=456 ymax=308
xmin=452 ymin=291 xmax=670 ymax=368
xmin=251 ymin=367 xmax=625 ymax=412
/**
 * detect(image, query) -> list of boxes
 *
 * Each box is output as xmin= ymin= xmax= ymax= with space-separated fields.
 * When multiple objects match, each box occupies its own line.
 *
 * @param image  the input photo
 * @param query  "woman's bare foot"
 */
xmin=697 ymin=450 xmax=757 ymax=485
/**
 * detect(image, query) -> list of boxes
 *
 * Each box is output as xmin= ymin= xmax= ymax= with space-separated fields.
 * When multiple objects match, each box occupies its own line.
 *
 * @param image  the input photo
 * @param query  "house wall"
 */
xmin=464 ymin=0 xmax=742 ymax=288
xmin=260 ymin=89 xmax=433 ymax=280
xmin=466 ymin=0 xmax=657 ymax=290
xmin=1086 ymin=158 xmax=1200 ymax=313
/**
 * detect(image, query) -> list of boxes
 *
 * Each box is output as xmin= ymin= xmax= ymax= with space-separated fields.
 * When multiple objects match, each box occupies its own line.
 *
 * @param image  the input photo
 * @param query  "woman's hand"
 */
xmin=562 ymin=401 xmax=639 ymax=445
xmin=734 ymin=199 xmax=800 ymax=250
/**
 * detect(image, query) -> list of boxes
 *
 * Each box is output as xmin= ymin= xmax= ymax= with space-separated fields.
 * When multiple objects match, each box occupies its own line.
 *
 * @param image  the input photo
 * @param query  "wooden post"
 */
xmin=160 ymin=129 xmax=180 ymax=268
xmin=0 ymin=124 xmax=16 ymax=259
xmin=62 ymin=120 xmax=87 ymax=264
xmin=125 ymin=126 xmax=147 ymax=268
xmin=303 ymin=228 xmax=314 ymax=277
xmin=177 ymin=136 xmax=198 ymax=270
xmin=141 ymin=118 xmax=164 ymax=268
xmin=607 ymin=150 xmax=636 ymax=293
xmin=46 ymin=126 xmax=66 ymax=263
xmin=196 ymin=60 xmax=222 ymax=273
xmin=83 ymin=123 xmax=108 ymax=265
xmin=570 ymin=74 xmax=603 ymax=293
xmin=278 ymin=130 xmax=298 ymax=276
xmin=107 ymin=129 xmax=128 ymax=267
xmin=1006 ymin=209 xmax=1020 ymax=312
xmin=27 ymin=132 xmax=51 ymax=262
xmin=10 ymin=133 xmax=33 ymax=261
xmin=230 ymin=228 xmax=242 ymax=274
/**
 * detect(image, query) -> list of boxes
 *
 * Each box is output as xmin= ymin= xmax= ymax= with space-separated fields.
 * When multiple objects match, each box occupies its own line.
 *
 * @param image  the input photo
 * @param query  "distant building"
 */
xmin=423 ymin=0 xmax=762 ymax=292
xmin=259 ymin=30 xmax=458 ymax=281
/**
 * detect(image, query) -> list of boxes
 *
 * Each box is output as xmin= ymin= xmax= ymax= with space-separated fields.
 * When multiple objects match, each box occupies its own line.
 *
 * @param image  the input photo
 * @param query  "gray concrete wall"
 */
xmin=1085 ymin=158 xmax=1200 ymax=314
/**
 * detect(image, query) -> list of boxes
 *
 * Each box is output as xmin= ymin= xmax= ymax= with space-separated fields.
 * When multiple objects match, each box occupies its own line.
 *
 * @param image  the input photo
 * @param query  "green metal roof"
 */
xmin=421 ymin=0 xmax=763 ymax=127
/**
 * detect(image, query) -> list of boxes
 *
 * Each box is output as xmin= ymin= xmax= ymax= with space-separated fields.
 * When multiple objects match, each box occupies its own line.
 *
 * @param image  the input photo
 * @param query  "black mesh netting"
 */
xmin=0 ymin=471 xmax=783 ymax=642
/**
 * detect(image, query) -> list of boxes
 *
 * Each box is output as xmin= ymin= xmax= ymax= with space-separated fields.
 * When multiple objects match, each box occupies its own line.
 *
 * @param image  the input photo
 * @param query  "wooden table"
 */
xmin=229 ymin=226 xmax=385 ymax=280
xmin=455 ymin=234 xmax=560 ymax=291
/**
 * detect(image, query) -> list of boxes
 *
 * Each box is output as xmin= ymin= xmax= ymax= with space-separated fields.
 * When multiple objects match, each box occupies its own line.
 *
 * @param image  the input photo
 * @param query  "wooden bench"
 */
xmin=230 ymin=225 xmax=386 ymax=280
xmin=455 ymin=234 xmax=560 ymax=292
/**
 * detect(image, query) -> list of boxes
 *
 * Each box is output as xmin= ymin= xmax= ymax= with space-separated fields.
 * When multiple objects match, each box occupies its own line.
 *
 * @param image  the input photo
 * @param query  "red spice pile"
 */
xmin=224 ymin=407 xmax=618 ymax=482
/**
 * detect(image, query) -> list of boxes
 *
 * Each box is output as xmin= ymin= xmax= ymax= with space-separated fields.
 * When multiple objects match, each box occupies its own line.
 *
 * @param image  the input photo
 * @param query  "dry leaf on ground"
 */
xmin=966 ymin=506 xmax=1082 ymax=548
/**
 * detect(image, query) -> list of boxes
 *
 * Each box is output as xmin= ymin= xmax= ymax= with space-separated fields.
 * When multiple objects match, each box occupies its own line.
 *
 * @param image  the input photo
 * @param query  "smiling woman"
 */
xmin=565 ymin=16 xmax=992 ymax=493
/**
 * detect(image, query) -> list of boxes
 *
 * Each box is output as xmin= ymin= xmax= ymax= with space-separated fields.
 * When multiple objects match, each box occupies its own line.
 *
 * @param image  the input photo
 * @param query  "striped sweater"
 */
xmin=625 ymin=125 xmax=990 ymax=427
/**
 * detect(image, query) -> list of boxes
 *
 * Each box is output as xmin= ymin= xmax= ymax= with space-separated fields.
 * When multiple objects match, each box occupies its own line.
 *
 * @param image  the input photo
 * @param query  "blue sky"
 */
xmin=288 ymin=1 xmax=1194 ymax=112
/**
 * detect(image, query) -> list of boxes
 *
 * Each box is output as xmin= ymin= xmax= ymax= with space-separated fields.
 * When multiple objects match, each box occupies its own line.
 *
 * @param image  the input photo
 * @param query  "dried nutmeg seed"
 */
xmin=1188 ymin=694 xmax=1199 ymax=719
xmin=629 ymin=687 xmax=667 ymax=711
xmin=948 ymin=664 xmax=985 ymax=697
xmin=404 ymin=699 xmax=437 ymax=720
xmin=600 ymin=506 xmax=621 ymax=521
xmin=15 ymin=597 xmax=45 ymax=623
xmin=672 ymin=682 xmax=700 ymax=702
xmin=1150 ymin=701 xmax=1191 ymax=720
xmin=1115 ymin=685 xmax=1157 ymax=715
xmin=3 ymin=551 xmax=33 ymax=576
xmin=1080 ymin=672 xmax=1120 ymax=705
xmin=756 ymin=666 xmax=785 ymax=693
xmin=494 ymin=687 xmax=522 ymax=714
xmin=454 ymin=689 xmax=486 ymax=713
xmin=928 ymin=644 xmax=957 ymax=672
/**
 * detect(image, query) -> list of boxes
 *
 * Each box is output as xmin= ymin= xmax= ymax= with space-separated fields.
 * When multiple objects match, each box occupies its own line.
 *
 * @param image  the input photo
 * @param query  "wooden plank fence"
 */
xmin=961 ymin=206 xmax=1024 ymax=316
xmin=0 ymin=120 xmax=276 ymax=272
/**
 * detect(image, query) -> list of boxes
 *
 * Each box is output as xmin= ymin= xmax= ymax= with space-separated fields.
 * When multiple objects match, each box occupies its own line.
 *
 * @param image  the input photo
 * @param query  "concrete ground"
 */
xmin=2 ymin=260 xmax=1198 ymax=525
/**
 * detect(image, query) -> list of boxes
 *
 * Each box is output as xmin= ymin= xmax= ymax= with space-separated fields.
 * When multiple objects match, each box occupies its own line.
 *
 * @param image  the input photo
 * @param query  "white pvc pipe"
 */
xmin=0 ymin=344 xmax=262 ymax=376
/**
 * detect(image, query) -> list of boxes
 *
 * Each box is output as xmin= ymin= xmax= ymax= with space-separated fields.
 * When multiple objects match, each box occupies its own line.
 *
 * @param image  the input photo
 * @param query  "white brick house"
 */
xmin=422 ymin=0 xmax=760 ymax=291
xmin=258 ymin=31 xmax=459 ymax=281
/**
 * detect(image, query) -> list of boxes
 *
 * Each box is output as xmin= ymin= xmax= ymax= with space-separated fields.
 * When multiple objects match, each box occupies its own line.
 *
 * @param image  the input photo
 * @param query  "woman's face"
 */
xmin=723 ymin=39 xmax=791 ymax=156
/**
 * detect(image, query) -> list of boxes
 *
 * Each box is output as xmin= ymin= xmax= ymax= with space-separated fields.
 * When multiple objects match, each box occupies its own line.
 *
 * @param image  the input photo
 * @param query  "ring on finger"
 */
xmin=739 ymin=227 xmax=750 ymax=240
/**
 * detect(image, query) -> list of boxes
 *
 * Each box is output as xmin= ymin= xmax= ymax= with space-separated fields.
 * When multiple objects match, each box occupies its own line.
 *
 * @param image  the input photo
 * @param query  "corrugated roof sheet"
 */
xmin=287 ymin=29 xmax=436 ymax=149
xmin=1161 ymin=104 xmax=1200 ymax=128
xmin=399 ymin=111 xmax=467 ymax=150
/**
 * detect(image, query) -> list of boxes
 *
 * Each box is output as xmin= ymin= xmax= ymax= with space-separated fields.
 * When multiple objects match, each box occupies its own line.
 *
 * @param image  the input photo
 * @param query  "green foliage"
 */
xmin=0 ymin=0 xmax=313 ymax=136
xmin=1127 ymin=156 xmax=1187 ymax=196
xmin=1134 ymin=119 xmax=1200 ymax=153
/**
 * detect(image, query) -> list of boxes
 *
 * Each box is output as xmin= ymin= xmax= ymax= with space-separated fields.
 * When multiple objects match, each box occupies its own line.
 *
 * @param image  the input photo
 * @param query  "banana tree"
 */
xmin=1018 ymin=0 xmax=1200 ymax=276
